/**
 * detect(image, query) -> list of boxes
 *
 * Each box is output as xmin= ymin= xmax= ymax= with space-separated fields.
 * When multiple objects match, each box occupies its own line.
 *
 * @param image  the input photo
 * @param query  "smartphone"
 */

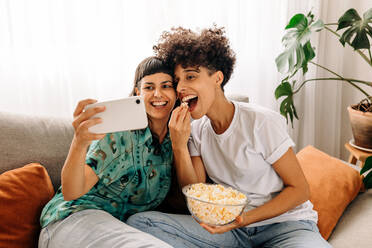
xmin=84 ymin=96 xmax=148 ymax=134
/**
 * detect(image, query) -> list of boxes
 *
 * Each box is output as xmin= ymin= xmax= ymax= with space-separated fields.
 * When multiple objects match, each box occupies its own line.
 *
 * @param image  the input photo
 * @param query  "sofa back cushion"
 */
xmin=0 ymin=111 xmax=73 ymax=190
xmin=0 ymin=94 xmax=247 ymax=189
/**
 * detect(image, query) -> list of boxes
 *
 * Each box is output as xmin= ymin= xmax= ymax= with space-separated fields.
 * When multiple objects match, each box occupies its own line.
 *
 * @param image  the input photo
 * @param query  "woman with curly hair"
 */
xmin=127 ymin=27 xmax=331 ymax=247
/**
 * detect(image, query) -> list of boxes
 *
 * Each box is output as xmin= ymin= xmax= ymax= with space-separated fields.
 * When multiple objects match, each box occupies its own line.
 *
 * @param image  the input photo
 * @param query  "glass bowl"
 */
xmin=182 ymin=183 xmax=249 ymax=226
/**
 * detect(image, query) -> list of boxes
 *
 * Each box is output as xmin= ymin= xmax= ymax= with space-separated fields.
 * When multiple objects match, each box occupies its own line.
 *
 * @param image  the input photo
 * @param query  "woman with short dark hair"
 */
xmin=38 ymin=57 xmax=176 ymax=248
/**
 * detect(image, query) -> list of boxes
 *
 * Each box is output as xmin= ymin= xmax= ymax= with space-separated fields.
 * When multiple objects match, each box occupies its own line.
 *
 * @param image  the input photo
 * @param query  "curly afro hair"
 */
xmin=153 ymin=26 xmax=236 ymax=90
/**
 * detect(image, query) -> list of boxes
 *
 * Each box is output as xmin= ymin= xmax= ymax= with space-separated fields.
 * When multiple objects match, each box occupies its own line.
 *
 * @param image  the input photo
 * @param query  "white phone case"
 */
xmin=85 ymin=96 xmax=148 ymax=134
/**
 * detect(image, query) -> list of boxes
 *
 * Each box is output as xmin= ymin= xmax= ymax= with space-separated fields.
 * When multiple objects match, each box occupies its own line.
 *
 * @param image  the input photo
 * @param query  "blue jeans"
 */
xmin=38 ymin=209 xmax=172 ymax=248
xmin=126 ymin=211 xmax=332 ymax=248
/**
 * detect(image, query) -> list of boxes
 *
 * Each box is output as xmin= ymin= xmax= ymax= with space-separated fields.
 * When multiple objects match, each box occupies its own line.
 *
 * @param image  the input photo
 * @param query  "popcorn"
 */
xmin=183 ymin=183 xmax=247 ymax=225
xmin=181 ymin=101 xmax=188 ymax=108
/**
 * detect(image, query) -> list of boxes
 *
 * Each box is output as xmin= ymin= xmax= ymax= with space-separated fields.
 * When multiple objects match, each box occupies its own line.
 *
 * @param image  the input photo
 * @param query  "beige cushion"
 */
xmin=226 ymin=94 xmax=249 ymax=103
xmin=328 ymin=190 xmax=372 ymax=247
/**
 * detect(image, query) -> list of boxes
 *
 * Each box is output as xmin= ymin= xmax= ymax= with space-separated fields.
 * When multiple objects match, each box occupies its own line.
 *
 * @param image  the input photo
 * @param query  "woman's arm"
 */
xmin=169 ymin=105 xmax=206 ymax=188
xmin=61 ymin=139 xmax=99 ymax=201
xmin=61 ymin=99 xmax=106 ymax=201
xmin=242 ymin=147 xmax=310 ymax=223
xmin=201 ymin=147 xmax=310 ymax=234
xmin=172 ymin=149 xmax=206 ymax=188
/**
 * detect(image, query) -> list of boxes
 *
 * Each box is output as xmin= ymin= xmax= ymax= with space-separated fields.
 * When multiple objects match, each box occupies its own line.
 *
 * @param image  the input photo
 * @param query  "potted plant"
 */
xmin=275 ymin=8 xmax=372 ymax=149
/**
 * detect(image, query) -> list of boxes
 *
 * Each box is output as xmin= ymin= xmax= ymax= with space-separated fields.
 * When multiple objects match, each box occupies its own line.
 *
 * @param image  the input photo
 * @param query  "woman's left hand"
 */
xmin=199 ymin=215 xmax=245 ymax=234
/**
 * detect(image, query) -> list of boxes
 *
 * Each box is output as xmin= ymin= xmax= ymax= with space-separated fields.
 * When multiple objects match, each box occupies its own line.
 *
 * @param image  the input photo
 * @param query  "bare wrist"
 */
xmin=171 ymin=145 xmax=189 ymax=153
xmin=241 ymin=211 xmax=254 ymax=227
xmin=72 ymin=135 xmax=91 ymax=150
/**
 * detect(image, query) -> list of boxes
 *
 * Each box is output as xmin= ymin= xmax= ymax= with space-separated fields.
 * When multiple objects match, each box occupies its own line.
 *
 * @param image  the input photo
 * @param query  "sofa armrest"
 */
xmin=328 ymin=160 xmax=372 ymax=247
xmin=328 ymin=189 xmax=372 ymax=247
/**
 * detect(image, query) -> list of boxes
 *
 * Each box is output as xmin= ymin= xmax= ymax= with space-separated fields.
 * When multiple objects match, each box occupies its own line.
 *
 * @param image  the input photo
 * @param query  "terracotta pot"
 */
xmin=347 ymin=105 xmax=372 ymax=149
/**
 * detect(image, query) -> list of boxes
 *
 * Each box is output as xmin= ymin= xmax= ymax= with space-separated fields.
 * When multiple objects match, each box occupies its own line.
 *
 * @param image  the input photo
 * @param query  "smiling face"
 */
xmin=136 ymin=72 xmax=176 ymax=122
xmin=175 ymin=65 xmax=223 ymax=119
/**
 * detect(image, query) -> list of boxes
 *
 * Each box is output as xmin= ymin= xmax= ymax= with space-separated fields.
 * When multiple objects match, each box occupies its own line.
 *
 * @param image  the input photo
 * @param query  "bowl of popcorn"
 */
xmin=182 ymin=183 xmax=249 ymax=226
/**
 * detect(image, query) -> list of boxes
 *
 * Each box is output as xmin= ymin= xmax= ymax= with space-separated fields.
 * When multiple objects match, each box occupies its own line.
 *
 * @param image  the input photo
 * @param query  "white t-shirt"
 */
xmin=188 ymin=101 xmax=318 ymax=227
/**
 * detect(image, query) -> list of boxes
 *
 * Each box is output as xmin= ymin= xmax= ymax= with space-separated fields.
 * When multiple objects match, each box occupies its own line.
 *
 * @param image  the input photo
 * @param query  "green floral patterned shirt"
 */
xmin=40 ymin=127 xmax=173 ymax=228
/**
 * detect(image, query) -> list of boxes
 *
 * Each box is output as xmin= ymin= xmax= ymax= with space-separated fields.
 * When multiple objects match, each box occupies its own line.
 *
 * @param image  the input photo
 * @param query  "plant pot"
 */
xmin=347 ymin=105 xmax=372 ymax=149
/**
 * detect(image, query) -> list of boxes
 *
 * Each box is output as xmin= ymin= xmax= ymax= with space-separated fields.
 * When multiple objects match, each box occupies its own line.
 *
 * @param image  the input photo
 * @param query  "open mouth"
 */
xmin=182 ymin=95 xmax=198 ymax=111
xmin=151 ymin=101 xmax=168 ymax=107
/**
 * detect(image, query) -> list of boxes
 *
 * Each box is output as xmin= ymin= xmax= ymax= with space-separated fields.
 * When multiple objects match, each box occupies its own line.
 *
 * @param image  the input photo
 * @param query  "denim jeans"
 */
xmin=127 ymin=211 xmax=332 ymax=248
xmin=38 ymin=209 xmax=172 ymax=248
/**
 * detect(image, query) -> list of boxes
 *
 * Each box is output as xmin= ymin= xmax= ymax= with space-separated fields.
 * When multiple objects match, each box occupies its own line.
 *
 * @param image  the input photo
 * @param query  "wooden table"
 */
xmin=345 ymin=143 xmax=372 ymax=168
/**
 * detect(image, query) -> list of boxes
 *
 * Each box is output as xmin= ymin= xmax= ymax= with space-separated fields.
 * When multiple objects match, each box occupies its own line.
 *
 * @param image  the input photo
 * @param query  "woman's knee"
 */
xmin=126 ymin=211 xmax=159 ymax=229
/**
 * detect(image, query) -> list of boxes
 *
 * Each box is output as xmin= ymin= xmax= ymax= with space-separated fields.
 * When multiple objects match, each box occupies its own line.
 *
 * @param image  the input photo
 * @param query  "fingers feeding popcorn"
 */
xmin=181 ymin=101 xmax=189 ymax=108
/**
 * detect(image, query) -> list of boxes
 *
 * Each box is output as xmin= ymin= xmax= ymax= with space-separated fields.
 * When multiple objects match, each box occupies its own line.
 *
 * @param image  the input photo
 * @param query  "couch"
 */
xmin=1 ymin=106 xmax=372 ymax=248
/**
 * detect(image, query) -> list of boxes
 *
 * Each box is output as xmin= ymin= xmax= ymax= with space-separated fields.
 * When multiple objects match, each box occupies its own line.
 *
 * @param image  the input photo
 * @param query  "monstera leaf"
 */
xmin=274 ymin=81 xmax=298 ymax=125
xmin=337 ymin=8 xmax=372 ymax=50
xmin=360 ymin=156 xmax=372 ymax=189
xmin=276 ymin=13 xmax=324 ymax=76
xmin=275 ymin=8 xmax=372 ymax=127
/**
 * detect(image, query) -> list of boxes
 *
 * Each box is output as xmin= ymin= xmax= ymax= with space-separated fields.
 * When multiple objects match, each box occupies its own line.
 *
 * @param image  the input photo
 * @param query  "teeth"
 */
xmin=152 ymin=101 xmax=166 ymax=106
xmin=182 ymin=95 xmax=197 ymax=102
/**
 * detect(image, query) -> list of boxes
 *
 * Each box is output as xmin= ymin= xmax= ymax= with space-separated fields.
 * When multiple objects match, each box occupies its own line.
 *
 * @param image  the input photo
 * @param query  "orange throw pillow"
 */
xmin=297 ymin=146 xmax=362 ymax=240
xmin=0 ymin=163 xmax=54 ymax=248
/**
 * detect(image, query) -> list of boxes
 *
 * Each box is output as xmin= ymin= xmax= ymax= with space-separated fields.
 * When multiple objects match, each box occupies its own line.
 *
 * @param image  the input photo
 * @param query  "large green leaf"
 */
xmin=337 ymin=8 xmax=372 ymax=49
xmin=276 ymin=13 xmax=324 ymax=76
xmin=360 ymin=156 xmax=372 ymax=174
xmin=302 ymin=41 xmax=316 ymax=74
xmin=275 ymin=81 xmax=293 ymax=99
xmin=363 ymin=172 xmax=372 ymax=190
xmin=285 ymin=13 xmax=308 ymax=29
xmin=361 ymin=156 xmax=372 ymax=190
xmin=274 ymin=81 xmax=298 ymax=125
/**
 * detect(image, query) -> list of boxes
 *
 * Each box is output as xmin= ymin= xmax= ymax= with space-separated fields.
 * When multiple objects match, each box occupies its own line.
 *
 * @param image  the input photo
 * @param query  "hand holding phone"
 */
xmin=84 ymin=96 xmax=148 ymax=134
xmin=71 ymin=99 xmax=106 ymax=146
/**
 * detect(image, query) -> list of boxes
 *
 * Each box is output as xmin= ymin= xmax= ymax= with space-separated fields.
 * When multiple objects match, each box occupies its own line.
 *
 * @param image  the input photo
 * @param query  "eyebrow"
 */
xmin=143 ymin=80 xmax=172 ymax=85
xmin=175 ymin=68 xmax=200 ymax=80
xmin=184 ymin=68 xmax=200 ymax=73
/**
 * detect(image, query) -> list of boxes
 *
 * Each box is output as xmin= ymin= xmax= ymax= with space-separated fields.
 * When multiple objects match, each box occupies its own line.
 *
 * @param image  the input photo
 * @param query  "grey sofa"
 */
xmin=1 ymin=108 xmax=371 ymax=247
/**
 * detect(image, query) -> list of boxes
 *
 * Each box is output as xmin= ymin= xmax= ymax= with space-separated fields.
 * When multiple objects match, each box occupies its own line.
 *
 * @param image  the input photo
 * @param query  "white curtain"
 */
xmin=289 ymin=0 xmax=372 ymax=160
xmin=1 ymin=0 xmax=370 ymax=159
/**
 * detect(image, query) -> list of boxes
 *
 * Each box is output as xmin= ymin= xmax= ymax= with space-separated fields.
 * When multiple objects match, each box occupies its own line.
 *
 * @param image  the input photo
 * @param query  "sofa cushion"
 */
xmin=296 ymin=146 xmax=362 ymax=240
xmin=328 ymin=189 xmax=372 ymax=247
xmin=0 ymin=111 xmax=74 ymax=190
xmin=0 ymin=163 xmax=54 ymax=248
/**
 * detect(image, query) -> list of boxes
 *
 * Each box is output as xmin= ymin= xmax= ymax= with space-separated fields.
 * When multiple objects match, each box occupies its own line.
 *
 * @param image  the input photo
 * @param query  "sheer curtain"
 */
xmin=0 ymin=0 xmax=319 ymax=116
xmin=2 ymin=0 xmax=369 ymax=159
xmin=289 ymin=0 xmax=372 ymax=160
